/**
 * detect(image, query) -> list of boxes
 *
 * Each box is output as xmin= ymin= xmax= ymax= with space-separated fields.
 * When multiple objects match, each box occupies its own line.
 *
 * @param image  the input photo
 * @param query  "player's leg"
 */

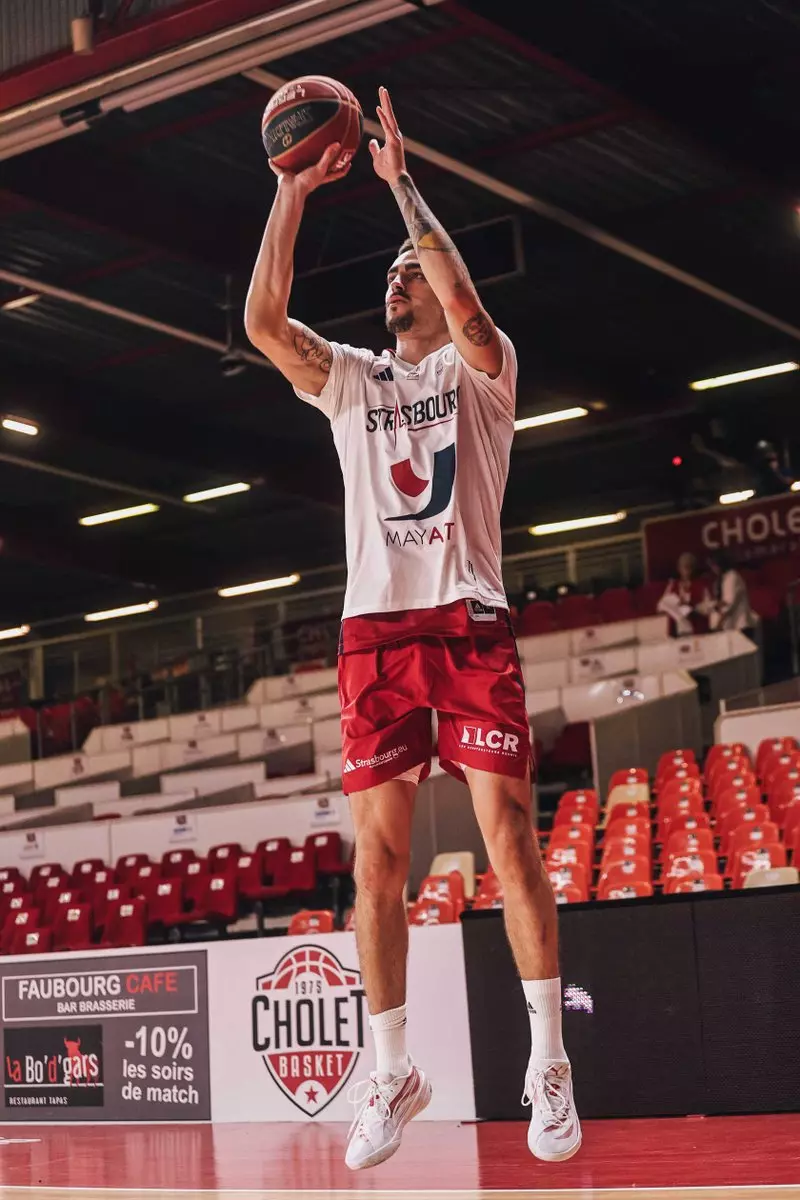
xmin=466 ymin=766 xmax=580 ymax=1162
xmin=345 ymin=774 xmax=432 ymax=1171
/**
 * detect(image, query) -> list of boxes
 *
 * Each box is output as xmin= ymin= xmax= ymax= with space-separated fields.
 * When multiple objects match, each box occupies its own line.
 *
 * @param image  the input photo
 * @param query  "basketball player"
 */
xmin=245 ymin=87 xmax=580 ymax=1170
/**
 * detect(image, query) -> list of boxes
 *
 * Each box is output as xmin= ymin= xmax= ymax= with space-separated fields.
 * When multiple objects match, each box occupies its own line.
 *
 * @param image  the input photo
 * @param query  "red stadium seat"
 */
xmin=705 ymin=743 xmax=750 ymax=774
xmin=658 ymin=749 xmax=697 ymax=772
xmin=602 ymin=835 xmax=651 ymax=866
xmin=657 ymin=794 xmax=706 ymax=843
xmin=472 ymin=892 xmax=505 ymax=910
xmin=546 ymin=842 xmax=593 ymax=874
xmin=658 ymin=777 xmax=704 ymax=808
xmin=707 ymin=756 xmax=755 ymax=795
xmin=609 ymin=767 xmax=649 ymax=790
xmin=664 ymin=849 xmax=719 ymax=881
xmin=161 ymin=849 xmax=197 ymax=878
xmin=714 ymin=784 xmax=762 ymax=819
xmin=556 ymin=594 xmax=604 ymax=630
xmin=35 ymin=872 xmax=71 ymax=909
xmin=116 ymin=854 xmax=151 ymax=884
xmin=130 ymin=863 xmax=161 ymax=897
xmin=408 ymin=897 xmax=456 ymax=925
xmin=756 ymin=736 xmax=799 ymax=777
xmin=597 ymin=879 xmax=653 ymax=901
xmin=634 ymin=581 xmax=665 ymax=616
xmin=731 ymin=843 xmax=787 ymax=890
xmin=548 ymin=824 xmax=593 ymax=851
xmin=10 ymin=924 xmax=52 ymax=955
xmin=43 ymin=887 xmax=83 ymax=926
xmin=29 ymin=862 xmax=64 ymax=888
xmin=0 ymin=867 xmax=24 ymax=885
xmin=101 ymin=899 xmax=147 ymax=948
xmin=553 ymin=883 xmax=586 ymax=905
xmin=518 ymin=601 xmax=557 ymax=637
xmin=665 ymin=873 xmax=724 ymax=895
xmin=305 ymin=832 xmax=351 ymax=876
xmin=664 ymin=812 xmax=711 ymax=842
xmin=147 ymin=879 xmax=186 ymax=929
xmin=607 ymin=803 xmax=651 ymax=829
xmin=418 ymin=872 xmax=466 ymax=918
xmin=288 ymin=909 xmax=335 ymax=936
xmin=718 ymin=804 xmax=770 ymax=856
xmin=725 ymin=820 xmax=780 ymax=866
xmin=207 ymin=843 xmax=242 ymax=874
xmin=202 ymin=874 xmax=239 ymax=924
xmin=607 ymin=817 xmax=651 ymax=843
xmin=93 ymin=883 xmax=131 ymax=932
xmin=558 ymin=788 xmax=600 ymax=816
xmin=553 ymin=807 xmax=595 ymax=831
xmin=183 ymin=862 xmax=211 ymax=915
xmin=597 ymin=857 xmax=650 ymax=893
xmin=663 ymin=828 xmax=714 ymax=862
xmin=475 ymin=867 xmax=503 ymax=901
xmin=762 ymin=752 xmax=800 ymax=793
xmin=53 ymin=903 xmax=94 ymax=952
xmin=548 ymin=862 xmax=589 ymax=900
xmin=598 ymin=587 xmax=637 ymax=623
xmin=1 ymin=908 xmax=39 ymax=955
xmin=73 ymin=858 xmax=105 ymax=884
xmin=258 ymin=838 xmax=293 ymax=882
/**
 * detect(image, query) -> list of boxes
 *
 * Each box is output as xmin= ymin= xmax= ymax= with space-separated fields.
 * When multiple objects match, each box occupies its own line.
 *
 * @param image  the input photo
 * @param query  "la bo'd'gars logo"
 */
xmin=251 ymin=944 xmax=367 ymax=1116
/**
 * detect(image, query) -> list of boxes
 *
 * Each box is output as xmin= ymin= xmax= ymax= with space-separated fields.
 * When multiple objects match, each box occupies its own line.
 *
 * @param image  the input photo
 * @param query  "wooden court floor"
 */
xmin=0 ymin=1115 xmax=797 ymax=1198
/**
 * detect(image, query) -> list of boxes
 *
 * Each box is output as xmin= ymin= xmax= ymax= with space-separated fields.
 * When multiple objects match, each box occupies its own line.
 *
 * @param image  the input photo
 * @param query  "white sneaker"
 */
xmin=345 ymin=1065 xmax=431 ymax=1171
xmin=523 ymin=1060 xmax=582 ymax=1162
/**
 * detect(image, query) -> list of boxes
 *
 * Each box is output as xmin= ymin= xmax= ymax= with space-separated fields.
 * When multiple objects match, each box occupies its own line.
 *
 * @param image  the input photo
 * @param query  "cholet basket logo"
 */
xmin=251 ymin=943 xmax=367 ymax=1117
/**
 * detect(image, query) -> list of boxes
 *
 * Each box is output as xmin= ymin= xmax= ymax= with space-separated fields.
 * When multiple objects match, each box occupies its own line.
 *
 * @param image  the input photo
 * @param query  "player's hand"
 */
xmin=369 ymin=86 xmax=407 ymax=184
xmin=270 ymin=142 xmax=350 ymax=194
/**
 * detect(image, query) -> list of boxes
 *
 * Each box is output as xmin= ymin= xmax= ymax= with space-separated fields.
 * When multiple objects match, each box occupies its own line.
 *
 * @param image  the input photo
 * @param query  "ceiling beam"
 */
xmin=0 ymin=0 xmax=312 ymax=114
xmin=0 ymin=141 xmax=259 ymax=270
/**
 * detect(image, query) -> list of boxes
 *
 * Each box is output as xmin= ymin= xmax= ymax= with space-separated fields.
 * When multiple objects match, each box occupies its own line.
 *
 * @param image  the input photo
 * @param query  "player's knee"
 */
xmin=354 ymin=838 xmax=409 ymax=898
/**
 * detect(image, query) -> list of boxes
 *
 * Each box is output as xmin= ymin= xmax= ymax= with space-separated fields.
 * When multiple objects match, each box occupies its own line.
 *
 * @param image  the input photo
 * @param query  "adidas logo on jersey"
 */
xmin=373 ymin=367 xmax=394 ymax=382
xmin=343 ymin=759 xmax=356 ymax=773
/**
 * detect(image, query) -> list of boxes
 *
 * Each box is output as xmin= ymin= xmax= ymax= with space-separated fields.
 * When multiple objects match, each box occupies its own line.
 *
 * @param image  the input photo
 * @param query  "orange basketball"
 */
xmin=262 ymin=75 xmax=363 ymax=175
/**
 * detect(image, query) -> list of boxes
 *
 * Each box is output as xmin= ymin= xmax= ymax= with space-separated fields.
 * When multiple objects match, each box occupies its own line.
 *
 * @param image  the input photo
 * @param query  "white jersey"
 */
xmin=295 ymin=332 xmax=517 ymax=619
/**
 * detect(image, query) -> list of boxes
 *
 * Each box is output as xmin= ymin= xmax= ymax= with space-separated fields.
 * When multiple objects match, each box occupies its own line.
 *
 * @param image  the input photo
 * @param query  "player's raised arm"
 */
xmin=244 ymin=143 xmax=347 ymax=397
xmin=370 ymin=86 xmax=504 ymax=379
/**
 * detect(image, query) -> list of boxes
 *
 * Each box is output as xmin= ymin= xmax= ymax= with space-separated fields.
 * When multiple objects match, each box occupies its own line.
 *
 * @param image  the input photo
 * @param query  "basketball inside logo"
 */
xmin=251 ymin=944 xmax=367 ymax=1116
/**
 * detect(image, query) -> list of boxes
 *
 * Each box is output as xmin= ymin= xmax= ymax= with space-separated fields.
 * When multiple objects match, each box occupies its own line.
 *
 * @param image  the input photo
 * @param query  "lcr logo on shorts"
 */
xmin=460 ymin=726 xmax=520 ymax=754
xmin=251 ymin=944 xmax=367 ymax=1117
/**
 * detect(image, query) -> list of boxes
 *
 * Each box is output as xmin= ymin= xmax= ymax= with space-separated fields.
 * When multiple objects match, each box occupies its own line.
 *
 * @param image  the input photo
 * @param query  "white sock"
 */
xmin=522 ymin=977 xmax=568 ymax=1065
xmin=369 ymin=1004 xmax=411 ymax=1079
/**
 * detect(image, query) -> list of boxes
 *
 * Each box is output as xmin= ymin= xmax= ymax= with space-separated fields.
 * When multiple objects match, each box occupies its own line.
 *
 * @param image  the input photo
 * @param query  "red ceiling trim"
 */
xmin=0 ymin=0 xmax=303 ymax=115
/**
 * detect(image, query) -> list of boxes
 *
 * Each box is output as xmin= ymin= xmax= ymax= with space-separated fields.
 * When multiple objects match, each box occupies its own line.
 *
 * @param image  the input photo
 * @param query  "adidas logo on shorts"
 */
xmin=343 ymin=759 xmax=356 ymax=773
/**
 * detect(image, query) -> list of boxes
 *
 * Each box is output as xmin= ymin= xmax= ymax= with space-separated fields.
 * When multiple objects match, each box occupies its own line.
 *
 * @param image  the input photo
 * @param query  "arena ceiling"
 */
xmin=0 ymin=0 xmax=799 ymax=627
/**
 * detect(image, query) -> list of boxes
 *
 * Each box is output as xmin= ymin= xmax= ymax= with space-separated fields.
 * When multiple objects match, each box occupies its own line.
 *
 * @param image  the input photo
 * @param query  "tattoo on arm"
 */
xmin=462 ymin=311 xmax=493 ymax=347
xmin=293 ymin=325 xmax=332 ymax=374
xmin=391 ymin=172 xmax=463 ymax=260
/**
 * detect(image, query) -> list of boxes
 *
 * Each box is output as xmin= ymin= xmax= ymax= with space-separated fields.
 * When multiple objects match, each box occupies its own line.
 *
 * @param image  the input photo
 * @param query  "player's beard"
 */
xmin=386 ymin=307 xmax=414 ymax=335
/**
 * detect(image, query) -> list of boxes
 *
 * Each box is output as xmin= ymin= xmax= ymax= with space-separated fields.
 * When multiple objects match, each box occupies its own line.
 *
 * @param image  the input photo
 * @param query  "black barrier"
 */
xmin=463 ymin=886 xmax=800 ymax=1120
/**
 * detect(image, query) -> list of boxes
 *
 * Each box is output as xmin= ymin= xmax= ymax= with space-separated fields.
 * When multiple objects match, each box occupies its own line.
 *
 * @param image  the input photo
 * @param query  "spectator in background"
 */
xmin=704 ymin=551 xmax=757 ymax=638
xmin=753 ymin=440 xmax=793 ymax=496
xmin=657 ymin=552 xmax=707 ymax=636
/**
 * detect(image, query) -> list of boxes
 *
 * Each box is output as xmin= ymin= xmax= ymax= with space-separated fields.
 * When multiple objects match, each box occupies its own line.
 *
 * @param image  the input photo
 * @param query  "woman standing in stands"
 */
xmin=657 ymin=553 xmax=707 ymax=637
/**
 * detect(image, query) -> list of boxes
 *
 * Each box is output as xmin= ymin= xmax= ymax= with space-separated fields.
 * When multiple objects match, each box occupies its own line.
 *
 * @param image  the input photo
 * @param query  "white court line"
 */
xmin=1 ymin=1187 xmax=798 ymax=1195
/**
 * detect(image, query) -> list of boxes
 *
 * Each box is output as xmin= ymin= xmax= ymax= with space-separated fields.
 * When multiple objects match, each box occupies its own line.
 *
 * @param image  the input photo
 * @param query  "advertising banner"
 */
xmin=643 ymin=492 xmax=800 ymax=581
xmin=208 ymin=927 xmax=475 ymax=1122
xmin=0 ymin=949 xmax=210 ymax=1121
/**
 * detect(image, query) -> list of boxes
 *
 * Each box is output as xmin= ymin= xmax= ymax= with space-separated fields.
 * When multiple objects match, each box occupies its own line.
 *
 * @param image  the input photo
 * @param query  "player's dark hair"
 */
xmin=398 ymin=237 xmax=414 ymax=256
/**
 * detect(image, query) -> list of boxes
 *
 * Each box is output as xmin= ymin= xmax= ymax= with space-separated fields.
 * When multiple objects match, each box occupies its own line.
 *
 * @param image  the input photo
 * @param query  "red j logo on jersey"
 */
xmin=386 ymin=442 xmax=455 ymax=521
xmin=251 ymin=945 xmax=367 ymax=1117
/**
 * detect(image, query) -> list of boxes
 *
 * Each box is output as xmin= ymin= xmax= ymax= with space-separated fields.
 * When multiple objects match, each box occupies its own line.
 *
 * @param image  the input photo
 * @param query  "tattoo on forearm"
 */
xmin=293 ymin=325 xmax=332 ymax=374
xmin=462 ymin=311 xmax=493 ymax=347
xmin=391 ymin=172 xmax=461 ymax=259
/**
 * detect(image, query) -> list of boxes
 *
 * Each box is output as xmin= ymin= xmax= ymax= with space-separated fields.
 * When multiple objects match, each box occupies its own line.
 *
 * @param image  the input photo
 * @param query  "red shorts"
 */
xmin=338 ymin=602 xmax=531 ymax=794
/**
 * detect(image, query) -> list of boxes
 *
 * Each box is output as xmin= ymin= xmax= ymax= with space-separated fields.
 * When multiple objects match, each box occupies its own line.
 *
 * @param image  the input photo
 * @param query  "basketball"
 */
xmin=262 ymin=75 xmax=363 ymax=175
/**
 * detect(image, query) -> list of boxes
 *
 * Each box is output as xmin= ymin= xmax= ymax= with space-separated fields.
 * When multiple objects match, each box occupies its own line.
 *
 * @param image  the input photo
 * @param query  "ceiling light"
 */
xmin=690 ymin=362 xmax=799 ymax=391
xmin=84 ymin=600 xmax=159 ymax=623
xmin=2 ymin=416 xmax=39 ymax=436
xmin=0 ymin=624 xmax=30 ymax=641
xmin=719 ymin=489 xmax=755 ymax=505
xmin=183 ymin=482 xmax=251 ymax=503
xmin=529 ymin=512 xmax=627 ymax=536
xmin=79 ymin=503 xmax=159 ymax=527
xmin=1 ymin=293 xmax=40 ymax=313
xmin=792 ymin=481 xmax=800 ymax=493
xmin=218 ymin=573 xmax=300 ymax=598
xmin=514 ymin=406 xmax=588 ymax=432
